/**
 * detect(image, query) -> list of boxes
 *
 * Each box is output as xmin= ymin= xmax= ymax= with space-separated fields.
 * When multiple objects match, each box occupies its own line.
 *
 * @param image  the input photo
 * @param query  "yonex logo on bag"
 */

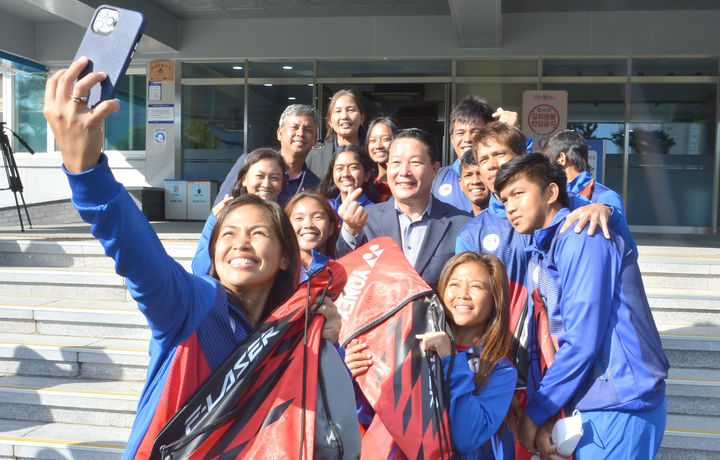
xmin=362 ymin=244 xmax=385 ymax=268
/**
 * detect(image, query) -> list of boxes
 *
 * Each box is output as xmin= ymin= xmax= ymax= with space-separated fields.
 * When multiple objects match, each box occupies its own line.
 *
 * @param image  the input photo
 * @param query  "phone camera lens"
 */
xmin=105 ymin=16 xmax=116 ymax=27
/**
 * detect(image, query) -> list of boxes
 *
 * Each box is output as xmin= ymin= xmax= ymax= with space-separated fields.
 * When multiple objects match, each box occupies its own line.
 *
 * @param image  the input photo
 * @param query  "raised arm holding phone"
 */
xmin=45 ymin=56 xmax=344 ymax=459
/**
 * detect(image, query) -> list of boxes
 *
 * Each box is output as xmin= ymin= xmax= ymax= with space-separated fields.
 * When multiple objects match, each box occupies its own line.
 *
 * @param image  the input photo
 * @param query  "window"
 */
xmin=542 ymin=83 xmax=625 ymax=189
xmin=13 ymin=71 xmax=46 ymax=153
xmin=105 ymin=74 xmax=146 ymax=150
xmin=318 ymin=60 xmax=450 ymax=78
xmin=182 ymin=84 xmax=244 ymax=182
xmin=248 ymin=84 xmax=313 ymax=151
xmin=626 ymin=83 xmax=716 ymax=227
xmin=457 ymin=59 xmax=537 ymax=77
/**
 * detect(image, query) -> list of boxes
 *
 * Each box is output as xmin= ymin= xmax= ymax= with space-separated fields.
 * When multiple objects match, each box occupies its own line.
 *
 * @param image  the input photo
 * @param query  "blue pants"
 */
xmin=575 ymin=396 xmax=667 ymax=459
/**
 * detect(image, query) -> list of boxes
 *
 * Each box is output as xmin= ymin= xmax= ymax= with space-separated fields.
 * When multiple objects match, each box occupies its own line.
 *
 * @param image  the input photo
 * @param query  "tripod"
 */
xmin=0 ymin=121 xmax=33 ymax=231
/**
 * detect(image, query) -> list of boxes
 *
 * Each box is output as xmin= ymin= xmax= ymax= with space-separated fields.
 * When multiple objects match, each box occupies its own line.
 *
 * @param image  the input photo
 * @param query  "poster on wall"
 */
xmin=149 ymin=60 xmax=174 ymax=81
xmin=148 ymin=104 xmax=174 ymax=124
xmin=521 ymin=90 xmax=568 ymax=151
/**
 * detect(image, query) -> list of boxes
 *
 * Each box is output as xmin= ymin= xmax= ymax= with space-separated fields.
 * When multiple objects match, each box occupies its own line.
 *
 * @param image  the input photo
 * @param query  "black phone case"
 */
xmin=73 ymin=5 xmax=146 ymax=108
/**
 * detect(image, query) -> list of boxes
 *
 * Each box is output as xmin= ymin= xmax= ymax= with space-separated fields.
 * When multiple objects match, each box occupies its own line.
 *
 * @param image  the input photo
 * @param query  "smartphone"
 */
xmin=73 ymin=5 xmax=146 ymax=108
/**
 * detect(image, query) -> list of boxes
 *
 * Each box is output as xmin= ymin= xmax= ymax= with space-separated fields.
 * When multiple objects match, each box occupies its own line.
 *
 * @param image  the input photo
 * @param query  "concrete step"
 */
xmin=638 ymin=247 xmax=720 ymax=289
xmin=0 ymin=237 xmax=195 ymax=272
xmin=0 ymin=418 xmax=126 ymax=459
xmin=648 ymin=288 xmax=720 ymax=327
xmin=659 ymin=429 xmax=720 ymax=460
xmin=667 ymin=377 xmax=720 ymax=418
xmin=0 ymin=333 xmax=149 ymax=381
xmin=0 ymin=296 xmax=149 ymax=340
xmin=0 ymin=267 xmax=131 ymax=302
xmin=0 ymin=375 xmax=141 ymax=428
xmin=637 ymin=245 xmax=720 ymax=261
xmin=647 ymin=288 xmax=720 ymax=311
xmin=660 ymin=331 xmax=720 ymax=370
xmin=640 ymin=261 xmax=720 ymax=291
xmin=659 ymin=414 xmax=720 ymax=459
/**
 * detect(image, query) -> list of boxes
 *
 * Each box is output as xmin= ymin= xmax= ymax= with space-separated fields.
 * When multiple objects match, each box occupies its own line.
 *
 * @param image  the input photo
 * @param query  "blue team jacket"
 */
xmin=567 ymin=171 xmax=637 ymax=256
xmin=66 ymin=156 xmax=255 ymax=458
xmin=524 ymin=208 xmax=669 ymax=426
xmin=431 ymin=160 xmax=473 ymax=213
xmin=444 ymin=349 xmax=517 ymax=460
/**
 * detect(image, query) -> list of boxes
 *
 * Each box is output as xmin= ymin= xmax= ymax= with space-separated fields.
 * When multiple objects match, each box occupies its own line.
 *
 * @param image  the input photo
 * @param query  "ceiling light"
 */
xmin=288 ymin=97 xmax=296 ymax=100
xmin=282 ymin=65 xmax=293 ymax=70
xmin=264 ymin=83 xmax=273 ymax=87
xmin=232 ymin=65 xmax=243 ymax=70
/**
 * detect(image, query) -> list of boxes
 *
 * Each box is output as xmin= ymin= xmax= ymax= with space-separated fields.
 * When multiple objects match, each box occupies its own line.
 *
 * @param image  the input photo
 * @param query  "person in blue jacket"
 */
xmin=319 ymin=144 xmax=380 ymax=221
xmin=454 ymin=121 xmax=632 ymax=459
xmin=191 ymin=148 xmax=287 ymax=275
xmin=431 ymin=95 xmax=519 ymax=213
xmin=494 ymin=153 xmax=669 ymax=460
xmin=544 ymin=129 xmax=636 ymax=255
xmin=43 ymin=57 xmax=343 ymax=459
xmin=458 ymin=149 xmax=490 ymax=216
xmin=284 ymin=191 xmax=340 ymax=282
xmin=215 ymin=104 xmax=322 ymax=207
xmin=417 ymin=251 xmax=517 ymax=460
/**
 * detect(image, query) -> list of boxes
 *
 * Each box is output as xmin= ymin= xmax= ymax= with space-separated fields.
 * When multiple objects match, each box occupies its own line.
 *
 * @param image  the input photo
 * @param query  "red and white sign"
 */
xmin=522 ymin=91 xmax=568 ymax=150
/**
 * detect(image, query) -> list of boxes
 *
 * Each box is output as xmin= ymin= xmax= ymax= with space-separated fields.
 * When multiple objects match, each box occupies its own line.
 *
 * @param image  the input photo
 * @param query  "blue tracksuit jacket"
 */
xmin=431 ymin=160 xmax=473 ymax=213
xmin=567 ymin=170 xmax=636 ymax=256
xmin=524 ymin=208 xmax=669 ymax=426
xmin=444 ymin=349 xmax=517 ymax=460
xmin=65 ymin=155 xmax=255 ymax=458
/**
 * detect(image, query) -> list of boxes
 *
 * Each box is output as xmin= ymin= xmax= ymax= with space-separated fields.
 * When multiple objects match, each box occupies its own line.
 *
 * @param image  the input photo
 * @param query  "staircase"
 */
xmin=639 ymin=244 xmax=720 ymax=460
xmin=0 ymin=226 xmax=718 ymax=459
xmin=0 ymin=226 xmax=197 ymax=459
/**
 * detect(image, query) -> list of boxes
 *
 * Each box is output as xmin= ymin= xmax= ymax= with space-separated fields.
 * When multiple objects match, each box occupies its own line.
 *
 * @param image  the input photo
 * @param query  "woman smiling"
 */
xmin=43 ymin=57 xmax=345 ymax=459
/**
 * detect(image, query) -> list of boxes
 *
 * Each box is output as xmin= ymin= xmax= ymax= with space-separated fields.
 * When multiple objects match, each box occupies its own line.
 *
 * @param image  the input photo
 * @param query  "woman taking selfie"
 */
xmin=44 ymin=57 xmax=342 ymax=459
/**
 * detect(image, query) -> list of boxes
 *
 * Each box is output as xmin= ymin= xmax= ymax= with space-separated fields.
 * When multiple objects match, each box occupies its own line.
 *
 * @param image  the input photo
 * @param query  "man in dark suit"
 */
xmin=336 ymin=128 xmax=471 ymax=290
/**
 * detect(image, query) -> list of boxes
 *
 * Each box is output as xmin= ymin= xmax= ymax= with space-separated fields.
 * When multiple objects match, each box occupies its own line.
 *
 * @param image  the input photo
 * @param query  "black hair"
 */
xmin=231 ymin=148 xmax=287 ymax=197
xmin=544 ymin=129 xmax=590 ymax=173
xmin=324 ymin=89 xmax=367 ymax=143
xmin=494 ymin=152 xmax=569 ymax=208
xmin=393 ymin=128 xmax=441 ymax=164
xmin=208 ymin=194 xmax=300 ymax=323
xmin=366 ymin=116 xmax=400 ymax=146
xmin=320 ymin=144 xmax=381 ymax=203
xmin=472 ymin=122 xmax=527 ymax=157
xmin=450 ymin=95 xmax=494 ymax=128
xmin=284 ymin=191 xmax=340 ymax=259
xmin=459 ymin=148 xmax=478 ymax=171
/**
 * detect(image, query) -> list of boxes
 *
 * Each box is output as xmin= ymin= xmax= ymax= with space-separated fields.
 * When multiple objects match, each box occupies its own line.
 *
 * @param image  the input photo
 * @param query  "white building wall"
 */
xmin=3 ymin=9 xmax=719 ymax=209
